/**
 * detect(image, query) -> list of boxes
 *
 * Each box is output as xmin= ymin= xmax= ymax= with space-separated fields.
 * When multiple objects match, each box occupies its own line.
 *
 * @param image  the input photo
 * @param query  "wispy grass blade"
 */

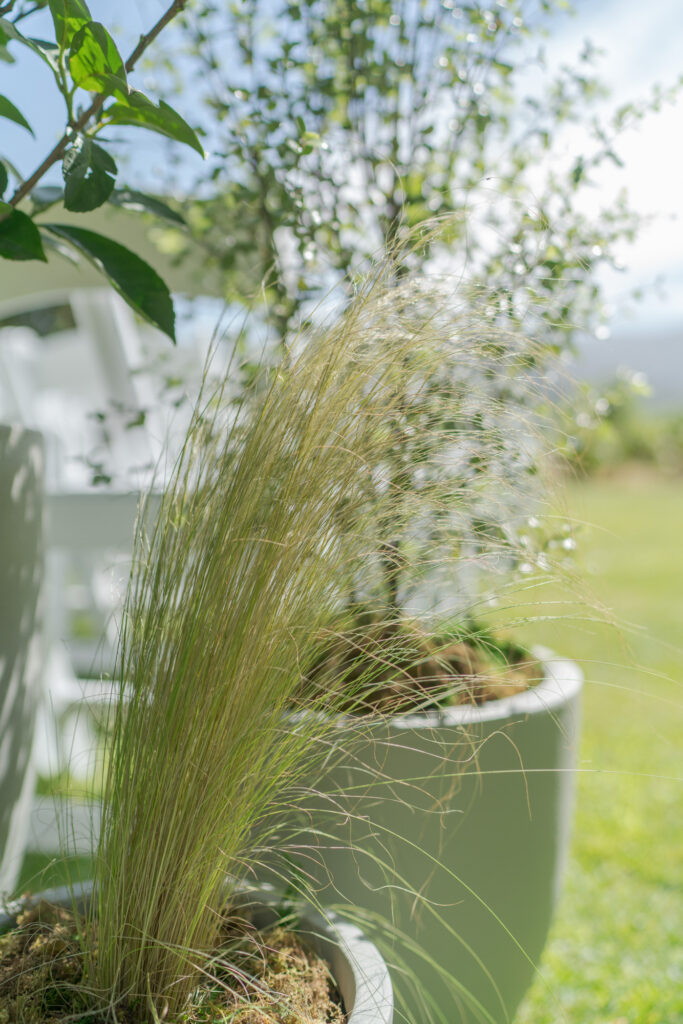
xmin=88 ymin=245 xmax=565 ymax=1017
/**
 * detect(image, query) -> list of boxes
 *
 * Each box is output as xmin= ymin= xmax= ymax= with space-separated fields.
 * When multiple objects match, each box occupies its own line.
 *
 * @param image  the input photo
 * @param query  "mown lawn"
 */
xmin=14 ymin=473 xmax=682 ymax=1022
xmin=515 ymin=472 xmax=683 ymax=1024
xmin=15 ymin=852 xmax=93 ymax=895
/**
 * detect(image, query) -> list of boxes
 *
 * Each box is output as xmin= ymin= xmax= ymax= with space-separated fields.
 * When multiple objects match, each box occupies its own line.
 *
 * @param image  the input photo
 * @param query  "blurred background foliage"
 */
xmin=148 ymin=0 xmax=668 ymax=359
xmin=568 ymin=371 xmax=683 ymax=478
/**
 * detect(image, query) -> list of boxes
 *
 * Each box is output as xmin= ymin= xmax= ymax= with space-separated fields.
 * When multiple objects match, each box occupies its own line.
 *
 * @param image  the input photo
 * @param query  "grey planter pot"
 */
xmin=0 ymin=884 xmax=394 ymax=1024
xmin=279 ymin=654 xmax=582 ymax=1024
xmin=0 ymin=425 xmax=44 ymax=895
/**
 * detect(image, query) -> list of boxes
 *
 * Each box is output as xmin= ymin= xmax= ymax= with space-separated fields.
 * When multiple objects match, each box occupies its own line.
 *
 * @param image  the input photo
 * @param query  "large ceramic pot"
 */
xmin=281 ymin=653 xmax=582 ymax=1024
xmin=0 ymin=425 xmax=44 ymax=895
xmin=0 ymin=884 xmax=394 ymax=1024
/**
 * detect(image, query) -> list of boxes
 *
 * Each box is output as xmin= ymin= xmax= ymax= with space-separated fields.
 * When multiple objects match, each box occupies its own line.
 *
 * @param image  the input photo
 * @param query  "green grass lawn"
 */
xmin=15 ymin=473 xmax=682 ymax=1022
xmin=15 ymin=852 xmax=94 ymax=895
xmin=514 ymin=472 xmax=683 ymax=1024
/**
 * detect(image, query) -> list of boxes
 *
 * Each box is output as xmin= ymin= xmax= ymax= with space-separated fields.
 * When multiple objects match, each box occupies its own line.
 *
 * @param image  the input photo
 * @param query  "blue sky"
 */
xmin=546 ymin=0 xmax=683 ymax=331
xmin=0 ymin=0 xmax=172 ymax=181
xmin=2 ymin=0 xmax=682 ymax=341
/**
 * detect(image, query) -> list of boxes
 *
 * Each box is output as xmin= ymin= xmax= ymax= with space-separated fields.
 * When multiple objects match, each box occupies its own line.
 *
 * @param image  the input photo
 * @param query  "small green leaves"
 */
xmin=0 ymin=162 xmax=8 ymax=198
xmin=44 ymin=223 xmax=176 ymax=341
xmin=0 ymin=208 xmax=47 ymax=261
xmin=0 ymin=94 xmax=33 ymax=134
xmin=48 ymin=0 xmax=91 ymax=49
xmin=63 ymin=139 xmax=117 ymax=212
xmin=0 ymin=17 xmax=60 ymax=72
xmin=0 ymin=24 xmax=13 ymax=64
xmin=105 ymin=93 xmax=204 ymax=156
xmin=69 ymin=21 xmax=127 ymax=96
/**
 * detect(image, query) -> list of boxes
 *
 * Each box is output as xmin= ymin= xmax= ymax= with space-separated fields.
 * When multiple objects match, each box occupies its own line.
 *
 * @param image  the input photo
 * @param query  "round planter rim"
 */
xmin=292 ymin=649 xmax=582 ymax=733
xmin=0 ymin=884 xmax=393 ymax=1024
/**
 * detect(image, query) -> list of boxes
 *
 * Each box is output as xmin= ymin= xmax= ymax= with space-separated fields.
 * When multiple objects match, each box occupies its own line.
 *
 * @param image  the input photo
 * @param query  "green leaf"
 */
xmin=0 ymin=208 xmax=47 ymax=261
xmin=0 ymin=25 xmax=14 ymax=64
xmin=0 ymin=93 xmax=34 ymax=135
xmin=105 ymin=92 xmax=204 ymax=156
xmin=43 ymin=223 xmax=175 ymax=341
xmin=0 ymin=19 xmax=60 ymax=71
xmin=0 ymin=162 xmax=7 ymax=198
xmin=126 ymin=409 xmax=146 ymax=430
xmin=48 ymin=0 xmax=91 ymax=48
xmin=69 ymin=21 xmax=127 ymax=96
xmin=26 ymin=36 xmax=61 ymax=71
xmin=108 ymin=189 xmax=186 ymax=225
xmin=63 ymin=139 xmax=117 ymax=212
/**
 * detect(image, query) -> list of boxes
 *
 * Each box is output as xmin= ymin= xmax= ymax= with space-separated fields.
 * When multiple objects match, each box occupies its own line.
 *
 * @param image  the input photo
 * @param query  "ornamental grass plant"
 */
xmin=2 ymin=249 xmax=568 ymax=1023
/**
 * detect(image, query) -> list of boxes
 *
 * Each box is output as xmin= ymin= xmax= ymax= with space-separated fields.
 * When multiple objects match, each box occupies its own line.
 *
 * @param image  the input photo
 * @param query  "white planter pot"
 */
xmin=0 ymin=425 xmax=44 ymax=895
xmin=281 ymin=654 xmax=582 ymax=1024
xmin=0 ymin=884 xmax=394 ymax=1024
xmin=243 ymin=891 xmax=394 ymax=1024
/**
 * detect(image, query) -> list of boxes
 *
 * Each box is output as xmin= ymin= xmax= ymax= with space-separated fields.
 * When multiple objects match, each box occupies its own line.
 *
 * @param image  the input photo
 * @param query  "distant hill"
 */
xmin=576 ymin=323 xmax=683 ymax=409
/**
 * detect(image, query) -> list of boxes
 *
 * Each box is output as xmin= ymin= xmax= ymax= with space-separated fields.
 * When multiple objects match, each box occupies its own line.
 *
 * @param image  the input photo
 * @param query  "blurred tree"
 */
xmin=154 ymin=0 xmax=674 ymax=356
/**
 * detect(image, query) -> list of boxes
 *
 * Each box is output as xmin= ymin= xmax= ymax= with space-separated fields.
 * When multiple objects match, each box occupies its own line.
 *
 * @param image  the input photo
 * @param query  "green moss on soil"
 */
xmin=306 ymin=617 xmax=541 ymax=714
xmin=0 ymin=902 xmax=343 ymax=1024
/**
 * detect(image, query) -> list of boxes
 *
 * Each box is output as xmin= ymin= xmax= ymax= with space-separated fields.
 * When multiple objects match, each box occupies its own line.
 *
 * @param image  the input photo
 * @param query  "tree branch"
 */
xmin=124 ymin=0 xmax=187 ymax=73
xmin=8 ymin=0 xmax=188 ymax=209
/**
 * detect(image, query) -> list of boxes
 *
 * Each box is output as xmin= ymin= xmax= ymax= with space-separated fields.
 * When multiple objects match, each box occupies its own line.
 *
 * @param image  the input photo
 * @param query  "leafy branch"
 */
xmin=0 ymin=0 xmax=203 ymax=341
xmin=7 ymin=0 xmax=193 ymax=207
